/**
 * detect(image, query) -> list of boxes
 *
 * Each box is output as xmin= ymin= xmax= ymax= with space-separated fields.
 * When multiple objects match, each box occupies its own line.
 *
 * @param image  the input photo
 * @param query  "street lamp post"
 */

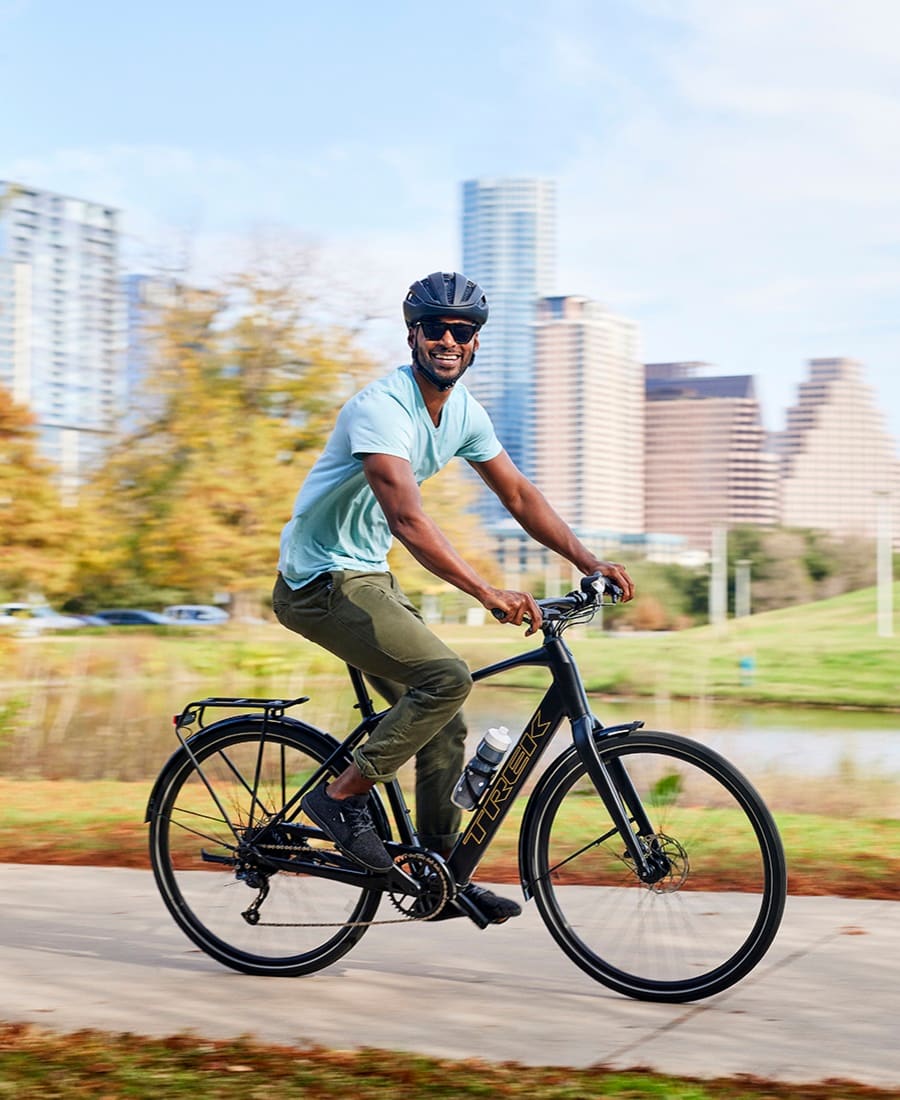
xmin=735 ymin=559 xmax=752 ymax=619
xmin=875 ymin=490 xmax=894 ymax=639
xmin=709 ymin=526 xmax=727 ymax=627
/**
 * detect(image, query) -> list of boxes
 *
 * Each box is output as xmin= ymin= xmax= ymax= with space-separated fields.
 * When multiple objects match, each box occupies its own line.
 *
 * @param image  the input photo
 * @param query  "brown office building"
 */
xmin=644 ymin=363 xmax=779 ymax=551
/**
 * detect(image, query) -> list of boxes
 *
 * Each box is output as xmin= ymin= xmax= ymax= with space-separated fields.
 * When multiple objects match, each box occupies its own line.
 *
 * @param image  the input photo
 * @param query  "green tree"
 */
xmin=71 ymin=263 xmax=377 ymax=611
xmin=0 ymin=387 xmax=74 ymax=600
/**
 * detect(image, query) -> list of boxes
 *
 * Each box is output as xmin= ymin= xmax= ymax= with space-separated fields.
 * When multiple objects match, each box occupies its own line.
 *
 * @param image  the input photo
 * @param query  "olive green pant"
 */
xmin=272 ymin=570 xmax=472 ymax=850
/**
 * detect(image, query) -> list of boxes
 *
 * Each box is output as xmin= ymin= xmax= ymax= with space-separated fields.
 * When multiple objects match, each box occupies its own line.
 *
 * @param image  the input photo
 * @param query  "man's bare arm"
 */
xmin=362 ymin=453 xmax=543 ymax=632
xmin=470 ymin=450 xmax=635 ymax=601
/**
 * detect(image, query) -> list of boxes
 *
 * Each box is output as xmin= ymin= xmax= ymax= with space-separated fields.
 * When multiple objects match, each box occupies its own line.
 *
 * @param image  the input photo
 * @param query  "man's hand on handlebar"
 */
xmin=484 ymin=588 xmax=543 ymax=636
xmin=589 ymin=561 xmax=635 ymax=603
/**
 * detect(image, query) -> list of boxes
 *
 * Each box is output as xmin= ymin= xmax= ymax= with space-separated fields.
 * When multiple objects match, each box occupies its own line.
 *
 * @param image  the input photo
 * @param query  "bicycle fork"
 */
xmin=572 ymin=716 xmax=670 ymax=885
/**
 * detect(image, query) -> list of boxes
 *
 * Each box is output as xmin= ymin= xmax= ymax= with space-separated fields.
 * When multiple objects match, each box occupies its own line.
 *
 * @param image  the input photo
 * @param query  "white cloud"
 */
xmin=548 ymin=1 xmax=900 ymax=437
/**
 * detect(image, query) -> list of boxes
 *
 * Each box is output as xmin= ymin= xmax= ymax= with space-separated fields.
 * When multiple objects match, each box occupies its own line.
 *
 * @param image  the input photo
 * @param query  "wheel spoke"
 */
xmin=150 ymin=723 xmax=382 ymax=976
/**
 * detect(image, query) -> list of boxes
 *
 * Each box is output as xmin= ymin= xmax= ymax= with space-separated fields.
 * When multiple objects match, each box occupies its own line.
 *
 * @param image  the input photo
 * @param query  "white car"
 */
xmin=163 ymin=604 xmax=230 ymax=624
xmin=0 ymin=603 xmax=86 ymax=630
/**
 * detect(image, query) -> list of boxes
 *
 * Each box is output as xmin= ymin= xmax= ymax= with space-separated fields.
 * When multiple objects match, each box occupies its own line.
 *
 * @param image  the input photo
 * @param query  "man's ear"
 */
xmin=407 ymin=326 xmax=416 ymax=350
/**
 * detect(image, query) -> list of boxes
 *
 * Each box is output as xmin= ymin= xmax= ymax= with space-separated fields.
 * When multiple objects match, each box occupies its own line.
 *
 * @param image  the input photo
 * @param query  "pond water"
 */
xmin=3 ymin=673 xmax=898 ymax=817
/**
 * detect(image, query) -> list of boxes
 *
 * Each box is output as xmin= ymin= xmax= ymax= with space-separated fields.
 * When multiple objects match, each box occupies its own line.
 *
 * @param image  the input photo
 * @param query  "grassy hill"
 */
xmin=439 ymin=581 xmax=900 ymax=709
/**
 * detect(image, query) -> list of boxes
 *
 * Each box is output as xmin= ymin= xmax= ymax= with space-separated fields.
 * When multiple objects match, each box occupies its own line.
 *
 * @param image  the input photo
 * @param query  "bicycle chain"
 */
xmin=243 ymin=847 xmax=454 ymax=928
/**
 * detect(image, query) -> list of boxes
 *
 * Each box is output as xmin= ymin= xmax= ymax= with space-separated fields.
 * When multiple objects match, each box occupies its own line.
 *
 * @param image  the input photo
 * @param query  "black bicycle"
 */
xmin=147 ymin=576 xmax=786 ymax=1003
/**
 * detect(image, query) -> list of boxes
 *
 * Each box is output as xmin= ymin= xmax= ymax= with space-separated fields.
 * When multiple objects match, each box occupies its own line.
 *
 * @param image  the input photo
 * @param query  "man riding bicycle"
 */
xmin=273 ymin=271 xmax=634 ymax=924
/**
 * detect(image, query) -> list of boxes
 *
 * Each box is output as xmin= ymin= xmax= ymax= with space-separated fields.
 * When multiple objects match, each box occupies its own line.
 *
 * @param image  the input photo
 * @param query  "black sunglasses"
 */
xmin=418 ymin=319 xmax=479 ymax=343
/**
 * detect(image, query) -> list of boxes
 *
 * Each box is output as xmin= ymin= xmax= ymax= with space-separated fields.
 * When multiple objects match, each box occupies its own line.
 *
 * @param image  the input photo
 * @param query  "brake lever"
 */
xmin=601 ymin=581 xmax=624 ymax=604
xmin=585 ymin=575 xmax=624 ymax=604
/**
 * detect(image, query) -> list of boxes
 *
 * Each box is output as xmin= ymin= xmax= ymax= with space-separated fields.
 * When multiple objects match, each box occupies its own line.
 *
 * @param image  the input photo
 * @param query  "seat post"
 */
xmin=347 ymin=665 xmax=377 ymax=718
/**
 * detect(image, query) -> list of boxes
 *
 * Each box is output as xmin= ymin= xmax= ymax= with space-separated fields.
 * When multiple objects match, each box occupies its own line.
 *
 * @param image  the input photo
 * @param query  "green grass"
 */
xmin=0 ymin=1024 xmax=892 ymax=1100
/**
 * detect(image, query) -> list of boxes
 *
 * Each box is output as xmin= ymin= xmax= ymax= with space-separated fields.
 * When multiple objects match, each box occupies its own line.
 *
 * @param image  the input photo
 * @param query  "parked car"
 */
xmin=0 ymin=603 xmax=86 ymax=631
xmin=93 ymin=609 xmax=176 ymax=626
xmin=163 ymin=604 xmax=230 ymax=624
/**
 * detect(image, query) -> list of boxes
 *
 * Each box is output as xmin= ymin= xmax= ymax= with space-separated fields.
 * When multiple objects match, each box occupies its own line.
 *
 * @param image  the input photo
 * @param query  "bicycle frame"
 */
xmin=344 ymin=630 xmax=656 ymax=890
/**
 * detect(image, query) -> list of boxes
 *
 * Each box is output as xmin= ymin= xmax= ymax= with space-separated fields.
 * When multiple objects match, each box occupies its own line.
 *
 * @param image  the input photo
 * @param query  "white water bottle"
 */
xmin=451 ymin=726 xmax=511 ymax=811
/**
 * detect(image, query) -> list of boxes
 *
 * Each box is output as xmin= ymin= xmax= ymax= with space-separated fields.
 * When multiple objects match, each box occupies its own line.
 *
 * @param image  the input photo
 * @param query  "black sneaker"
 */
xmin=301 ymin=783 xmax=393 ymax=873
xmin=432 ymin=882 xmax=522 ymax=924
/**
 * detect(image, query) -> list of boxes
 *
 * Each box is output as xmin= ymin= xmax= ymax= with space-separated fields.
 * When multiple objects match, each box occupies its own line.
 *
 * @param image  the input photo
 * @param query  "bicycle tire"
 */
xmin=522 ymin=729 xmax=786 ymax=1003
xmin=148 ymin=717 xmax=384 ymax=976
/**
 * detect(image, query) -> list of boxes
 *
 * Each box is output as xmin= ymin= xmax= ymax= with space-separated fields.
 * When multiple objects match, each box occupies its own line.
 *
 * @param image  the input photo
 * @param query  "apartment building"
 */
xmin=0 ymin=181 xmax=123 ymax=495
xmin=644 ymin=363 xmax=779 ymax=551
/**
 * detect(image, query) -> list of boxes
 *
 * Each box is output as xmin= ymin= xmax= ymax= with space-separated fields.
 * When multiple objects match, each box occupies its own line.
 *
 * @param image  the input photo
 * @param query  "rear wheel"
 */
xmin=524 ymin=730 xmax=786 ymax=1002
xmin=149 ymin=720 xmax=383 ymax=976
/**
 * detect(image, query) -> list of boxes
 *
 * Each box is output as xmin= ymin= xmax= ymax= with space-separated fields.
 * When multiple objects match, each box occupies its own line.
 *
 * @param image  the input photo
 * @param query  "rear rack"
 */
xmin=175 ymin=695 xmax=310 ymax=730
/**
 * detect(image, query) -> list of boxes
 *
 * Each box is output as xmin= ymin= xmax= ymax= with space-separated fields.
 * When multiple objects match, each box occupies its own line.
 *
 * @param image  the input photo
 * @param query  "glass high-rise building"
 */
xmin=461 ymin=178 xmax=555 ymax=499
xmin=0 ymin=181 xmax=123 ymax=497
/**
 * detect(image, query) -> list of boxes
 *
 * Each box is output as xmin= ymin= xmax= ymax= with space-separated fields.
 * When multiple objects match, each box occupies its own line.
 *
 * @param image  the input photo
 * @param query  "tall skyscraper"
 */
xmin=776 ymin=358 xmax=899 ymax=542
xmin=461 ymin=178 xmax=555 ymax=500
xmin=0 ymin=182 xmax=123 ymax=496
xmin=534 ymin=295 xmax=644 ymax=537
xmin=644 ymin=363 xmax=779 ymax=550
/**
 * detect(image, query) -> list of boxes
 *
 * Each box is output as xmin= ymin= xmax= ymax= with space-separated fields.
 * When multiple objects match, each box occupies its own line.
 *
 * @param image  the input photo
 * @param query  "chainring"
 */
xmin=388 ymin=851 xmax=455 ymax=920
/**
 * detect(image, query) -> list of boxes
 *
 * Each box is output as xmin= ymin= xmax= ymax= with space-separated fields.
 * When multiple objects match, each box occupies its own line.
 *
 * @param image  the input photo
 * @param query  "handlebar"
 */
xmin=491 ymin=573 xmax=623 ymax=631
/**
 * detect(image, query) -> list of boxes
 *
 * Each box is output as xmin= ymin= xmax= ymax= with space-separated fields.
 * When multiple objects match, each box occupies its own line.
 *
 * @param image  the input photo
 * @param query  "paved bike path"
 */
xmin=1 ymin=864 xmax=898 ymax=1088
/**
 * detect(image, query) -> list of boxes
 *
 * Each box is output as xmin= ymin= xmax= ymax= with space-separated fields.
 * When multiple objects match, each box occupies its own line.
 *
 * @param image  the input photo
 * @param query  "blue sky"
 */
xmin=2 ymin=0 xmax=899 ymax=441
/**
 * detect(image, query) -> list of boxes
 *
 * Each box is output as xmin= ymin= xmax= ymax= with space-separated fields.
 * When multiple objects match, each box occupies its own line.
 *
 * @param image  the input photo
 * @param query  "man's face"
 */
xmin=408 ymin=316 xmax=480 ymax=388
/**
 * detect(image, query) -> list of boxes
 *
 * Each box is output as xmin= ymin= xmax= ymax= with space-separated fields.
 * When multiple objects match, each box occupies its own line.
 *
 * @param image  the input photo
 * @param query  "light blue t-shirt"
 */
xmin=278 ymin=365 xmax=502 ymax=588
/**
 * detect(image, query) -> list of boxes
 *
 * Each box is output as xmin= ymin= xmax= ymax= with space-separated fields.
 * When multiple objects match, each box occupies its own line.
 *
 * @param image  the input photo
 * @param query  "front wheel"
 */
xmin=148 ymin=718 xmax=384 ymax=976
xmin=522 ymin=730 xmax=786 ymax=1002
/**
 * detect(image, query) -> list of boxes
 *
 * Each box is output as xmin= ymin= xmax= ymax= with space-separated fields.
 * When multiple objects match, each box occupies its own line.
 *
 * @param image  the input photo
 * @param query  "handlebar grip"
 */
xmin=492 ymin=607 xmax=534 ymax=627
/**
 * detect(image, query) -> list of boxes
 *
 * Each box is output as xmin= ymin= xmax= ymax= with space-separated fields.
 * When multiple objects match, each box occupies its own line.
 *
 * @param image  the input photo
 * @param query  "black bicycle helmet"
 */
xmin=403 ymin=271 xmax=489 ymax=328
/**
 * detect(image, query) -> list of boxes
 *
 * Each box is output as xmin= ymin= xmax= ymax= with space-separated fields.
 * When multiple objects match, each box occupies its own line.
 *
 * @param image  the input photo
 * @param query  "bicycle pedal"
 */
xmin=450 ymin=890 xmax=491 ymax=930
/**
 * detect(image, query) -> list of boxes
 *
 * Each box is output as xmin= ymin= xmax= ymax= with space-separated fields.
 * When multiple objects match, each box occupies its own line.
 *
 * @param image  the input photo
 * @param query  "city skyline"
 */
xmin=2 ymin=182 xmax=896 ymax=559
xmin=1 ymin=2 xmax=898 ymax=445
xmin=3 ymin=174 xmax=893 ymax=490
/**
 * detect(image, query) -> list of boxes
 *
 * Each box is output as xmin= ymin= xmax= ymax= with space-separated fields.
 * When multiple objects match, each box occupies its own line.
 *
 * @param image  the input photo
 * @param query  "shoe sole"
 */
xmin=301 ymin=794 xmax=393 ymax=874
